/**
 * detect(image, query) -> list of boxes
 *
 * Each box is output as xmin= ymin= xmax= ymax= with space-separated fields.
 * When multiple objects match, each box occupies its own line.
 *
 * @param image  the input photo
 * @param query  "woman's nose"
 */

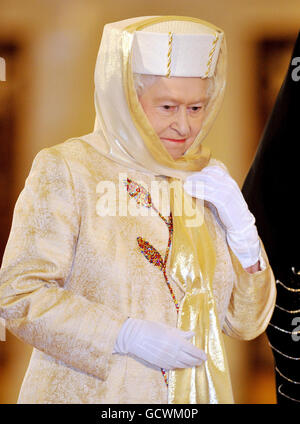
xmin=172 ymin=107 xmax=190 ymax=137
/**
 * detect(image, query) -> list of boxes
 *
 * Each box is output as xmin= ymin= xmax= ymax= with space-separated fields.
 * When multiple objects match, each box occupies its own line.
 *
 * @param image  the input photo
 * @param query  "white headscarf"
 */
xmin=80 ymin=15 xmax=227 ymax=179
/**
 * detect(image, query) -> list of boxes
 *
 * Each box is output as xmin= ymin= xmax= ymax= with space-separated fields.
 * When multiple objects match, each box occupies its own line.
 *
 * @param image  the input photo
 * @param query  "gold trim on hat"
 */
xmin=166 ymin=32 xmax=173 ymax=78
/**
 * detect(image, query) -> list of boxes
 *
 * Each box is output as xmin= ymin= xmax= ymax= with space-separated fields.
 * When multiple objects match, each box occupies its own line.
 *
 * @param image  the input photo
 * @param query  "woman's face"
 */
xmin=138 ymin=76 xmax=211 ymax=160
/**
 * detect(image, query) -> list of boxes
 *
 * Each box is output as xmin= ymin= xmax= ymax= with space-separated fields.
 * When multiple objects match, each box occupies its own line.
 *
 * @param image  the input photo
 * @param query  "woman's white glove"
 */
xmin=183 ymin=165 xmax=261 ymax=269
xmin=113 ymin=318 xmax=207 ymax=370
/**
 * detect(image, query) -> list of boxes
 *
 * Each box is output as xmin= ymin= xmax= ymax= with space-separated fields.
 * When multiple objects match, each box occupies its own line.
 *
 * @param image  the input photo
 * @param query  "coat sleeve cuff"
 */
xmin=223 ymin=237 xmax=276 ymax=340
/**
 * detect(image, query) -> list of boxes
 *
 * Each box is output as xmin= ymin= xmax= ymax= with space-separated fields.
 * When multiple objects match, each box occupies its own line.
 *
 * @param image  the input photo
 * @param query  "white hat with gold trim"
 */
xmin=131 ymin=20 xmax=223 ymax=78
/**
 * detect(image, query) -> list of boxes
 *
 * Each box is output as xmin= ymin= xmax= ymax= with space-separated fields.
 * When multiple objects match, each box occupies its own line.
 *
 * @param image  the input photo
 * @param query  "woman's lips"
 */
xmin=161 ymin=138 xmax=186 ymax=143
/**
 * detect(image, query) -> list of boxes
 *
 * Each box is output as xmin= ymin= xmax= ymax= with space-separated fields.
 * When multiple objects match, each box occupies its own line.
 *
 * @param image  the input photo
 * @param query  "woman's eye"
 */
xmin=162 ymin=105 xmax=172 ymax=110
xmin=190 ymin=106 xmax=202 ymax=112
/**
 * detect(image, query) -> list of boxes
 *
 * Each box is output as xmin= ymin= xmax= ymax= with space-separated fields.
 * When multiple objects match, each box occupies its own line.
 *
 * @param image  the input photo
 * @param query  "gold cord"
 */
xmin=166 ymin=32 xmax=173 ymax=78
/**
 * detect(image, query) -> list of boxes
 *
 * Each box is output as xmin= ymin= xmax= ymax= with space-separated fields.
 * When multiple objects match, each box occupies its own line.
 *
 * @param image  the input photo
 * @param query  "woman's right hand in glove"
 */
xmin=113 ymin=318 xmax=207 ymax=370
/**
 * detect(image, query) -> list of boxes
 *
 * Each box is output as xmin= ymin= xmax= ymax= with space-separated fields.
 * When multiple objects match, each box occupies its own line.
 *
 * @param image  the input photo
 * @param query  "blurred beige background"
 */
xmin=0 ymin=0 xmax=299 ymax=404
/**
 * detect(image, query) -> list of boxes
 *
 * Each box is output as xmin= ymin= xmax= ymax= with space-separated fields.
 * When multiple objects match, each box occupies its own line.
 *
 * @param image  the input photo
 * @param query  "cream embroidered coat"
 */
xmin=0 ymin=138 xmax=276 ymax=404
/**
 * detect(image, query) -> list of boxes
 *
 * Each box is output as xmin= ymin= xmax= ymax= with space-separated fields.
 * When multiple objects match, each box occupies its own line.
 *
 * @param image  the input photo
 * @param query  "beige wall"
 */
xmin=1 ymin=0 xmax=299 ymax=404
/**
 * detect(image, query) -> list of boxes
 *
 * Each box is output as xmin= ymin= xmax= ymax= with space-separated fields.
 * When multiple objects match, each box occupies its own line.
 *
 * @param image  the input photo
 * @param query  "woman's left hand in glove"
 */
xmin=183 ymin=165 xmax=261 ymax=270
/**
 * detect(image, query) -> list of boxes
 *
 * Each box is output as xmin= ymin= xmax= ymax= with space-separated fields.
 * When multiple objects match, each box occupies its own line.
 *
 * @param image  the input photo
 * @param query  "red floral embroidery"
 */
xmin=124 ymin=178 xmax=179 ymax=387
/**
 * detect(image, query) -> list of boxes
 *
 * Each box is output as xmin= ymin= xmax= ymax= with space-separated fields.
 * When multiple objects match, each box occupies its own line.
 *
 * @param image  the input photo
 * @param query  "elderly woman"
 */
xmin=0 ymin=16 xmax=276 ymax=404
